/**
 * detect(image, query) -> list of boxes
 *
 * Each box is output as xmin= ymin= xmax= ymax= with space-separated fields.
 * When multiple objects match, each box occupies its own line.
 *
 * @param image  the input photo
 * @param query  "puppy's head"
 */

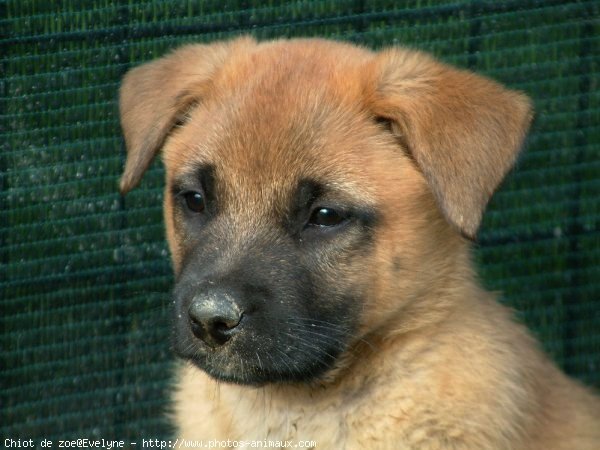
xmin=119 ymin=37 xmax=532 ymax=385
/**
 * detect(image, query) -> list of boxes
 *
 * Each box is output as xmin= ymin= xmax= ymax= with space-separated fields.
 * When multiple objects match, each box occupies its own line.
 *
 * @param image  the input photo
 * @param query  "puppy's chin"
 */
xmin=173 ymin=337 xmax=349 ymax=386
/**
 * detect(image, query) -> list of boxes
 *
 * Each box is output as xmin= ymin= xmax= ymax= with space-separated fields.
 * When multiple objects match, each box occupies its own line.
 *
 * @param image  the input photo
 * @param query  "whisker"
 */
xmin=285 ymin=317 xmax=351 ymax=331
xmin=255 ymin=351 xmax=264 ymax=375
xmin=273 ymin=348 xmax=298 ymax=378
xmin=282 ymin=331 xmax=327 ymax=352
xmin=284 ymin=324 xmax=349 ymax=348
xmin=285 ymin=318 xmax=379 ymax=352
xmin=282 ymin=332 xmax=337 ymax=362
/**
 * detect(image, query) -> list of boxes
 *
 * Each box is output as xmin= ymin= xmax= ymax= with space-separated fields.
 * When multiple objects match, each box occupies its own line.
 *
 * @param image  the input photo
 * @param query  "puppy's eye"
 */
xmin=307 ymin=207 xmax=345 ymax=227
xmin=183 ymin=191 xmax=205 ymax=213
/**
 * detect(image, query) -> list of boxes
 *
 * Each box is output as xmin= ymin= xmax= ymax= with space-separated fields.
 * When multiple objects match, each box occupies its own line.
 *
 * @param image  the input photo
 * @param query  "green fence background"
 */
xmin=2 ymin=0 xmax=599 ymax=440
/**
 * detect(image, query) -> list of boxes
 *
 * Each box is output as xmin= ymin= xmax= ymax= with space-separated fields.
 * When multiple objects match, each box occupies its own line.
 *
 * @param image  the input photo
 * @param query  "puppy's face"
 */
xmin=165 ymin=67 xmax=426 ymax=384
xmin=119 ymin=37 xmax=532 ymax=385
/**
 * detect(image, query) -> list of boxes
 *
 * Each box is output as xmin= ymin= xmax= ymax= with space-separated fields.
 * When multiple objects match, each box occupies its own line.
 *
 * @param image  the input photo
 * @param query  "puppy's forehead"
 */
xmin=165 ymin=41 xmax=382 ymax=205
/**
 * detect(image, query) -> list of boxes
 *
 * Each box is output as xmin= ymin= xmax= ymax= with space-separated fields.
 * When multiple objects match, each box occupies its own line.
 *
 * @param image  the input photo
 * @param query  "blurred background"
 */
xmin=2 ymin=0 xmax=599 ymax=440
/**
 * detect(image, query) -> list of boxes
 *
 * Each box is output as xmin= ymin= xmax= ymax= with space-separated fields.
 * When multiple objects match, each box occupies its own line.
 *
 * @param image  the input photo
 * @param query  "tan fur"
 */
xmin=119 ymin=37 xmax=600 ymax=449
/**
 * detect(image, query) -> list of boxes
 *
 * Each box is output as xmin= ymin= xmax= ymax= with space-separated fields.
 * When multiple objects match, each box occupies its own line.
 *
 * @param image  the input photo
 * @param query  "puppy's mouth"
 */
xmin=172 ymin=295 xmax=353 ymax=385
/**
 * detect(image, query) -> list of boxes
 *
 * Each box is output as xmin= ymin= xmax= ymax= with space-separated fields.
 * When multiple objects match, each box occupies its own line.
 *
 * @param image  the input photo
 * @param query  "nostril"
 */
xmin=213 ymin=320 xmax=231 ymax=333
xmin=189 ymin=315 xmax=201 ymax=326
xmin=188 ymin=315 xmax=204 ymax=338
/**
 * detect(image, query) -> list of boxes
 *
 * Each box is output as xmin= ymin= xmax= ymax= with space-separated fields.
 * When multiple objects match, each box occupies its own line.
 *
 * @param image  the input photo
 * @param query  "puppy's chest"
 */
xmin=223 ymin=386 xmax=428 ymax=450
xmin=229 ymin=390 xmax=349 ymax=446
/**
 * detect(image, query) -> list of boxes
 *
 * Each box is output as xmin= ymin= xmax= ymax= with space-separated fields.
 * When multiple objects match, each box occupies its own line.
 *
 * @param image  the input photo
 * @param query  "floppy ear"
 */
xmin=368 ymin=48 xmax=533 ymax=238
xmin=118 ymin=36 xmax=255 ymax=194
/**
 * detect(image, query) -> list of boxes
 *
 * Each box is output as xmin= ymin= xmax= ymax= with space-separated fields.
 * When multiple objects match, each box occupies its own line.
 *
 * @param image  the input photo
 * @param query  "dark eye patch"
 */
xmin=287 ymin=178 xmax=377 ymax=237
xmin=172 ymin=164 xmax=217 ymax=216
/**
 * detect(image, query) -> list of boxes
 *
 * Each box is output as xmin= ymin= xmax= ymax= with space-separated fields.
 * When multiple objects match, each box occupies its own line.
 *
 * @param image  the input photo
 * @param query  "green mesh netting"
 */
xmin=2 ymin=0 xmax=599 ymax=440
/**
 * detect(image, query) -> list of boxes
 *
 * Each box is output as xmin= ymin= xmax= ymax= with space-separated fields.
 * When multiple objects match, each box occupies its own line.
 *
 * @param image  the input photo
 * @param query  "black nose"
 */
xmin=188 ymin=290 xmax=243 ymax=347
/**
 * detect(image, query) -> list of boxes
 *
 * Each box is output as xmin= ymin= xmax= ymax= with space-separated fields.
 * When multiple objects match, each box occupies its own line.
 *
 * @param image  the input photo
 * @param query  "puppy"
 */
xmin=119 ymin=37 xmax=600 ymax=449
